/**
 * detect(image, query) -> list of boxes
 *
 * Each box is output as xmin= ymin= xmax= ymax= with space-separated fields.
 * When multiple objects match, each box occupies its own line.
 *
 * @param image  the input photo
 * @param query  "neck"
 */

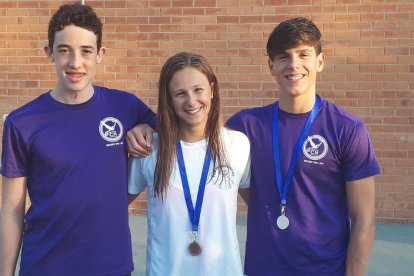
xmin=51 ymin=86 xmax=94 ymax=104
xmin=178 ymin=127 xmax=206 ymax=143
xmin=278 ymin=93 xmax=316 ymax=114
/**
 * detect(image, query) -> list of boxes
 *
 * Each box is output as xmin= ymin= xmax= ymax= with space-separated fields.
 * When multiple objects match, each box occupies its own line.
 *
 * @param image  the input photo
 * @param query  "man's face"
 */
xmin=45 ymin=25 xmax=105 ymax=96
xmin=268 ymin=45 xmax=324 ymax=99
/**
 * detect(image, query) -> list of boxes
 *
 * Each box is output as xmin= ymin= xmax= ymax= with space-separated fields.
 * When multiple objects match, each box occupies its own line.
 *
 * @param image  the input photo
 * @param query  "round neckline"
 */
xmin=179 ymin=138 xmax=208 ymax=147
xmin=47 ymin=86 xmax=97 ymax=108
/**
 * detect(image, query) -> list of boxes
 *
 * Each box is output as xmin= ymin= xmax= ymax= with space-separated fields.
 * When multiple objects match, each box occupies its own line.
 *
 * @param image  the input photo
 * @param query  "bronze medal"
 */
xmin=188 ymin=240 xmax=202 ymax=256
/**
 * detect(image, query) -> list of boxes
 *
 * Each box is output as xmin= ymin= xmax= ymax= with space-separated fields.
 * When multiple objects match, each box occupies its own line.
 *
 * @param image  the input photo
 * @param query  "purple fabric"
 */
xmin=226 ymin=97 xmax=380 ymax=275
xmin=1 ymin=86 xmax=156 ymax=275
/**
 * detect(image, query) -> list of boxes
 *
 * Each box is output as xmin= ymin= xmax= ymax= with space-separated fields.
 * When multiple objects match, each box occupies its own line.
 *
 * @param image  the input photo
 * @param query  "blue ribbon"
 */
xmin=272 ymin=96 xmax=321 ymax=206
xmin=176 ymin=140 xmax=211 ymax=232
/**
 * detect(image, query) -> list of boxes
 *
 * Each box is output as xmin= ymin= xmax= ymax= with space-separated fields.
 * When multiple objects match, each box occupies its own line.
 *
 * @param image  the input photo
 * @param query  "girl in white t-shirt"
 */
xmin=128 ymin=52 xmax=250 ymax=276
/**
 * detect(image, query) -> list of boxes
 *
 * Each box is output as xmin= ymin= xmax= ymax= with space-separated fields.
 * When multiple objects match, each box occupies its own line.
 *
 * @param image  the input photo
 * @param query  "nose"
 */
xmin=69 ymin=52 xmax=82 ymax=68
xmin=186 ymin=92 xmax=197 ymax=106
xmin=288 ymin=56 xmax=300 ymax=69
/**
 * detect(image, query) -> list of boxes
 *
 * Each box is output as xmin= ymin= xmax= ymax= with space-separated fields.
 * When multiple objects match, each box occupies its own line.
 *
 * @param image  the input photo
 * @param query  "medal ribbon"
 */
xmin=176 ymin=140 xmax=211 ymax=232
xmin=272 ymin=96 xmax=321 ymax=206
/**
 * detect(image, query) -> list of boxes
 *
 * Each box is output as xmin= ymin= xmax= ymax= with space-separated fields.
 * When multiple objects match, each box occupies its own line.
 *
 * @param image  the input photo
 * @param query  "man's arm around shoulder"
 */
xmin=0 ymin=176 xmax=27 ymax=276
xmin=345 ymin=176 xmax=376 ymax=276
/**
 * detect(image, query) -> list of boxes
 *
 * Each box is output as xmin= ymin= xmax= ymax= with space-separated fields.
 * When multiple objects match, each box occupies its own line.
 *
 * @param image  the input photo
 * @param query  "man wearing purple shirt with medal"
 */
xmin=226 ymin=17 xmax=380 ymax=275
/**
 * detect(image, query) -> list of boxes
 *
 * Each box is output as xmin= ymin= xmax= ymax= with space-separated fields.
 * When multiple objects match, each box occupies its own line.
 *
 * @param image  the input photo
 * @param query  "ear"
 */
xmin=268 ymin=59 xmax=276 ymax=76
xmin=317 ymin=52 xmax=325 ymax=73
xmin=210 ymin=82 xmax=214 ymax=99
xmin=44 ymin=46 xmax=54 ymax=62
xmin=96 ymin=47 xmax=106 ymax=64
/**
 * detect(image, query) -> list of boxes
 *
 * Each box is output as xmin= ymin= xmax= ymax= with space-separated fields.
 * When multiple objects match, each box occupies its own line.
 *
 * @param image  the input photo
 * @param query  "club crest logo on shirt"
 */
xmin=99 ymin=117 xmax=124 ymax=143
xmin=302 ymin=135 xmax=328 ymax=161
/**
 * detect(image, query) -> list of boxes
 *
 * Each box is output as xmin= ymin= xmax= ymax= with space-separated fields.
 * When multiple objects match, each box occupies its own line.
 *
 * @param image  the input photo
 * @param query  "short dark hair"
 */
xmin=47 ymin=3 xmax=103 ymax=51
xmin=267 ymin=17 xmax=322 ymax=60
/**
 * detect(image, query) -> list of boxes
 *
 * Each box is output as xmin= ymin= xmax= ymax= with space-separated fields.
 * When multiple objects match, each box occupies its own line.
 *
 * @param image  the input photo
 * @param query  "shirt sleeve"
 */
xmin=127 ymin=134 xmax=159 ymax=194
xmin=1 ymin=116 xmax=29 ymax=177
xmin=128 ymin=156 xmax=148 ymax=194
xmin=342 ymin=121 xmax=381 ymax=181
xmin=239 ymin=154 xmax=251 ymax=189
xmin=234 ymin=129 xmax=251 ymax=189
xmin=225 ymin=112 xmax=245 ymax=133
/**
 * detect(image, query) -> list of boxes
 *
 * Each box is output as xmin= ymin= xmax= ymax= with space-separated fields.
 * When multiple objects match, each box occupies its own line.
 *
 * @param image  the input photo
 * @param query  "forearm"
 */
xmin=345 ymin=176 xmax=376 ymax=276
xmin=0 ymin=176 xmax=27 ymax=276
xmin=0 ymin=212 xmax=24 ymax=276
xmin=345 ymin=216 xmax=375 ymax=276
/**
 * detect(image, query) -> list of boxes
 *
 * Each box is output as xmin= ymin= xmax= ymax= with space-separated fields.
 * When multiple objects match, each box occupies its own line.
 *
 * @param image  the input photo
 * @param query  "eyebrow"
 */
xmin=56 ymin=44 xmax=95 ymax=50
xmin=171 ymin=84 xmax=205 ymax=93
xmin=277 ymin=48 xmax=313 ymax=56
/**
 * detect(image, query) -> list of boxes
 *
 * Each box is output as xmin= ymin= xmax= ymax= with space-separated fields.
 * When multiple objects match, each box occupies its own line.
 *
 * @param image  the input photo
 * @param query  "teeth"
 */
xmin=287 ymin=74 xmax=304 ymax=80
xmin=186 ymin=107 xmax=201 ymax=114
xmin=67 ymin=73 xmax=83 ymax=77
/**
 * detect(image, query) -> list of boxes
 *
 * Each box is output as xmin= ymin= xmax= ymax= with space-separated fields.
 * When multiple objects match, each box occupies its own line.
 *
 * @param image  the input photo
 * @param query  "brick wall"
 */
xmin=0 ymin=0 xmax=413 ymax=223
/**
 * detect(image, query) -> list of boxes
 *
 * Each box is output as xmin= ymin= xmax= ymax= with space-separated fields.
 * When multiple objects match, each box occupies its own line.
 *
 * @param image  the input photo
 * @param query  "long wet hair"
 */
xmin=154 ymin=52 xmax=228 ymax=199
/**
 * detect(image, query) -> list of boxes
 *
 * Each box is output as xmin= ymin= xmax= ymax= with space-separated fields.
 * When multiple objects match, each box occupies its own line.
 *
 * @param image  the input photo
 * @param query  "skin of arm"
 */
xmin=0 ymin=177 xmax=27 ymax=276
xmin=238 ymin=188 xmax=249 ymax=204
xmin=126 ymin=124 xmax=154 ymax=157
xmin=345 ymin=176 xmax=376 ymax=276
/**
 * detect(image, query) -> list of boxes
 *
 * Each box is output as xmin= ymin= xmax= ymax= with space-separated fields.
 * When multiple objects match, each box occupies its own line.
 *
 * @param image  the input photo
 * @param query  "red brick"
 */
xmin=139 ymin=24 xmax=160 ymax=32
xmin=395 ymin=210 xmax=414 ymax=219
xmin=217 ymin=15 xmax=240 ymax=24
xmin=373 ymin=4 xmax=399 ymax=12
xmin=193 ymin=0 xmax=215 ymax=7
xmin=183 ymin=7 xmax=205 ymax=15
xmin=347 ymin=56 xmax=373 ymax=64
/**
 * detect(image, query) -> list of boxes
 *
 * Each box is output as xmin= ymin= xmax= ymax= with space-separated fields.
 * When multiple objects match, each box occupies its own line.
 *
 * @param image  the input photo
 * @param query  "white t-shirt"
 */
xmin=128 ymin=127 xmax=251 ymax=276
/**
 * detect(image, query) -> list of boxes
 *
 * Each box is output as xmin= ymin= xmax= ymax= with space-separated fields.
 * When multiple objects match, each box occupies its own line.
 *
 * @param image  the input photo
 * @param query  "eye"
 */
xmin=175 ymin=91 xmax=186 ymax=97
xmin=58 ymin=48 xmax=70 ymax=54
xmin=300 ymin=51 xmax=311 ymax=58
xmin=82 ymin=49 xmax=94 ymax=56
xmin=276 ymin=54 xmax=288 ymax=60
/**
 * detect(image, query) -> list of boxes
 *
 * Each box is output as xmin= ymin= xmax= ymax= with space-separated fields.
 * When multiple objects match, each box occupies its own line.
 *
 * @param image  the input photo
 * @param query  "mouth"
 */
xmin=184 ymin=107 xmax=202 ymax=114
xmin=286 ymin=74 xmax=305 ymax=81
xmin=66 ymin=72 xmax=85 ymax=82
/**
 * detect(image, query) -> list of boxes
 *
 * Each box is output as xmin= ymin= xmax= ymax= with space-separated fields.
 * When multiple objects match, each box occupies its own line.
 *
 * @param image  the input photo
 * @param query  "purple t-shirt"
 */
xmin=1 ymin=86 xmax=156 ymax=275
xmin=226 ymin=97 xmax=380 ymax=276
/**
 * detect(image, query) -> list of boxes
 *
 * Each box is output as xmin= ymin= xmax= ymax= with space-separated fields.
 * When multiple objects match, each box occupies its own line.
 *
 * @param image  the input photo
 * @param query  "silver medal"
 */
xmin=276 ymin=205 xmax=289 ymax=230
xmin=276 ymin=213 xmax=289 ymax=230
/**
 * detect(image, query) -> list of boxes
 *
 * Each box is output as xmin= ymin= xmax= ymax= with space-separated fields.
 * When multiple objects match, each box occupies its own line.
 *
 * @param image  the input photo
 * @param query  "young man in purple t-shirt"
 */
xmin=226 ymin=17 xmax=380 ymax=275
xmin=0 ymin=4 xmax=155 ymax=275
